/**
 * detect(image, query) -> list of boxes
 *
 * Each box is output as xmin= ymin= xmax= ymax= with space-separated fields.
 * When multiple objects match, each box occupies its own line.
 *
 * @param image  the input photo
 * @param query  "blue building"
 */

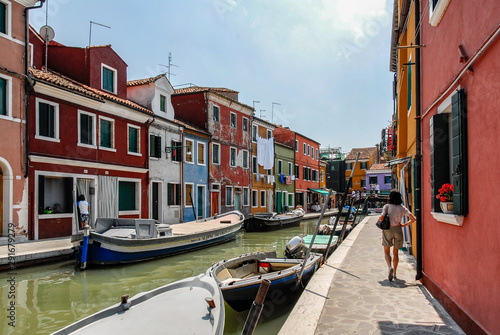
xmin=176 ymin=120 xmax=211 ymax=222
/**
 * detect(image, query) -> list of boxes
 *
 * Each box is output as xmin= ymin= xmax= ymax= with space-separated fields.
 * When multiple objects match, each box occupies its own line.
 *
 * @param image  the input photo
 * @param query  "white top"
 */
xmin=77 ymin=200 xmax=90 ymax=214
xmin=382 ymin=204 xmax=412 ymax=227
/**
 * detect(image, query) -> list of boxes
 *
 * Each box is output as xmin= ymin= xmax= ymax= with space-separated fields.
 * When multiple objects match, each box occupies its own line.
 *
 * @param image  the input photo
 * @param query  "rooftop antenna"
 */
xmin=159 ymin=52 xmax=179 ymax=81
xmin=89 ymin=21 xmax=111 ymax=47
xmin=40 ymin=0 xmax=54 ymax=72
xmin=272 ymin=102 xmax=281 ymax=123
xmin=260 ymin=109 xmax=266 ymax=118
xmin=253 ymin=101 xmax=260 ymax=116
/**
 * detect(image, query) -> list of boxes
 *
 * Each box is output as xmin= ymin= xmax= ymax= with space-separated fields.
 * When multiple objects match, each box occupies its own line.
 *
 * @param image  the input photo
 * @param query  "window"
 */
xmin=99 ymin=117 xmax=114 ymax=149
xmin=346 ymin=162 xmax=353 ymax=170
xmin=230 ymin=147 xmax=236 ymax=167
xmin=267 ymin=129 xmax=272 ymax=139
xmin=150 ymin=134 xmax=161 ymax=158
xmin=369 ymin=176 xmax=378 ymax=185
xmin=185 ymin=139 xmax=193 ymax=163
xmin=213 ymin=105 xmax=220 ymax=122
xmin=321 ymin=170 xmax=324 ymax=182
xmin=316 ymin=149 xmax=319 ymax=160
xmin=37 ymin=175 xmax=73 ymax=214
xmin=303 ymin=143 xmax=306 ymax=154
xmin=243 ymin=117 xmax=248 ymax=132
xmin=308 ymin=145 xmax=310 ymax=156
xmin=167 ymin=183 xmax=181 ymax=205
xmin=119 ymin=180 xmax=138 ymax=211
xmin=212 ymin=143 xmax=220 ymax=165
xmin=160 ymin=94 xmax=166 ymax=112
xmin=360 ymin=162 xmax=367 ymax=169
xmin=288 ymin=162 xmax=292 ymax=175
xmin=430 ymin=89 xmax=468 ymax=215
xmin=278 ymin=160 xmax=283 ymax=174
xmin=311 ymin=149 xmax=314 ymax=160
xmin=260 ymin=190 xmax=266 ymax=207
xmin=0 ymin=1 xmax=8 ymax=35
xmin=226 ymin=186 xmax=233 ymax=206
xmin=128 ymin=125 xmax=140 ymax=154
xmin=384 ymin=175 xmax=391 ymax=184
xmin=242 ymin=150 xmax=249 ymax=169
xmin=295 ymin=164 xmax=299 ymax=179
xmin=252 ymin=156 xmax=257 ymax=174
xmin=36 ymin=99 xmax=59 ymax=141
xmin=361 ymin=179 xmax=366 ymax=188
xmin=185 ymin=184 xmax=193 ymax=206
xmin=429 ymin=0 xmax=451 ymax=27
xmin=197 ymin=142 xmax=205 ymax=165
xmin=102 ymin=64 xmax=116 ymax=94
xmin=252 ymin=125 xmax=257 ymax=142
xmin=171 ymin=140 xmax=182 ymax=162
xmin=230 ymin=112 xmax=236 ymax=128
xmin=78 ymin=111 xmax=95 ymax=146
xmin=252 ymin=190 xmax=258 ymax=207
xmin=295 ymin=140 xmax=298 ymax=152
xmin=243 ymin=187 xmax=249 ymax=206
xmin=407 ymin=56 xmax=412 ymax=111
xmin=303 ymin=166 xmax=307 ymax=180
xmin=0 ymin=74 xmax=10 ymax=117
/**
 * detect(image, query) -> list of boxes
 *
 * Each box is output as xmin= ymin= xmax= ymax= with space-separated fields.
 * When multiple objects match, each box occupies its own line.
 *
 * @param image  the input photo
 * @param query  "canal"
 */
xmin=0 ymin=216 xmax=341 ymax=335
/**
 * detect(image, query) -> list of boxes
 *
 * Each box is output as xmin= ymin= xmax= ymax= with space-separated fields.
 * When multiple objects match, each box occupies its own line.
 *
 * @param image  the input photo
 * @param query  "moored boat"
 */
xmin=72 ymin=211 xmax=244 ymax=266
xmin=244 ymin=208 xmax=305 ymax=232
xmin=303 ymin=234 xmax=339 ymax=256
xmin=50 ymin=274 xmax=224 ymax=335
xmin=206 ymin=249 xmax=322 ymax=312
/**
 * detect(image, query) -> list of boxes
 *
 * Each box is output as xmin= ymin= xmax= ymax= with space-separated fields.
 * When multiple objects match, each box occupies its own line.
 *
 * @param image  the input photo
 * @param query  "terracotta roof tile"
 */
xmin=127 ymin=73 xmax=166 ymax=87
xmin=367 ymin=163 xmax=389 ymax=170
xmin=173 ymin=86 xmax=238 ymax=95
xmin=173 ymin=118 xmax=211 ymax=136
xmin=345 ymin=147 xmax=377 ymax=160
xmin=30 ymin=67 xmax=153 ymax=115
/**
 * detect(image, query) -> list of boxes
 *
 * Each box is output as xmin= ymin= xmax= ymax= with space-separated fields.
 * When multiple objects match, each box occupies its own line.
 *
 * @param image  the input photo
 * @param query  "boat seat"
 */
xmin=228 ymin=262 xmax=257 ymax=279
xmin=216 ymin=268 xmax=232 ymax=282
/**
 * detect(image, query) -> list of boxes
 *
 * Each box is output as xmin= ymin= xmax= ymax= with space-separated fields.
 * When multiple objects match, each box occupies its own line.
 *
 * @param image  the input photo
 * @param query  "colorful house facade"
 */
xmin=172 ymin=87 xmax=252 ymax=218
xmin=0 ymin=0 xmax=40 ymax=241
xmin=417 ymin=0 xmax=500 ymax=333
xmin=274 ymin=142 xmax=295 ymax=212
xmin=251 ymin=117 xmax=275 ymax=214
xmin=344 ymin=147 xmax=377 ymax=191
xmin=28 ymin=35 xmax=152 ymax=239
xmin=365 ymin=163 xmax=391 ymax=193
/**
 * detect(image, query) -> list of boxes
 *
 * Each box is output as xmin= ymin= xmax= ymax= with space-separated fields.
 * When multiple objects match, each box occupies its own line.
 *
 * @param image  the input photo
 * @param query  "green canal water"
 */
xmin=0 ymin=216 xmax=339 ymax=335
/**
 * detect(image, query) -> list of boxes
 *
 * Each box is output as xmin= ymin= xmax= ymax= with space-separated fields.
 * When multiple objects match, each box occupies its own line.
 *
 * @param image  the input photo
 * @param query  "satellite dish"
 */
xmin=40 ymin=25 xmax=55 ymax=42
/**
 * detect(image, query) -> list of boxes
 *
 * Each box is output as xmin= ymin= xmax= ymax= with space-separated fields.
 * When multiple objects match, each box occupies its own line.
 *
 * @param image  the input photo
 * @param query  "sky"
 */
xmin=29 ymin=0 xmax=395 ymax=154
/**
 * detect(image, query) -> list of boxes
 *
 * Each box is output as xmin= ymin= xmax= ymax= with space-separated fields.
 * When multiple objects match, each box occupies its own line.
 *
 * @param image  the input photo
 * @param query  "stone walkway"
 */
xmin=280 ymin=215 xmax=464 ymax=335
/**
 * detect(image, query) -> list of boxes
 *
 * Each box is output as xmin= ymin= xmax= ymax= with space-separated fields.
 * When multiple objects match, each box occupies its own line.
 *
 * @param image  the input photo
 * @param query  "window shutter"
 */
xmin=430 ymin=113 xmax=449 ymax=212
xmin=38 ymin=175 xmax=45 ymax=214
xmin=155 ymin=136 xmax=162 ymax=158
xmin=451 ymin=89 xmax=468 ymax=216
xmin=0 ymin=3 xmax=6 ymax=34
xmin=0 ymin=77 xmax=6 ymax=115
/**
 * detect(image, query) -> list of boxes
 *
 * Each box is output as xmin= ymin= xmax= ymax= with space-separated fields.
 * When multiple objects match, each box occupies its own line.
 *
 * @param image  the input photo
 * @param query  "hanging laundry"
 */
xmin=256 ymin=173 xmax=260 ymax=182
xmin=256 ymin=135 xmax=274 ymax=170
xmin=280 ymin=174 xmax=285 ymax=183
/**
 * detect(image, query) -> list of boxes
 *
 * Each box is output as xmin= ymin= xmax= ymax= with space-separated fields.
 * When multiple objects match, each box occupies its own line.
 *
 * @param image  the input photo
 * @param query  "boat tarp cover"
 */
xmin=303 ymin=235 xmax=338 ymax=245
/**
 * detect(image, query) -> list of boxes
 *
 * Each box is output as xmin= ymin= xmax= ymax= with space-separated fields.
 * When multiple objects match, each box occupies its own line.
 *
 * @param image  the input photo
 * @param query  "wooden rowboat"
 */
xmin=244 ymin=208 xmax=305 ymax=232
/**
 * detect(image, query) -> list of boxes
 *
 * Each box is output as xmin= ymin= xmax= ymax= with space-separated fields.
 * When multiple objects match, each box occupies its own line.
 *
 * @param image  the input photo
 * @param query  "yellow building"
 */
xmin=319 ymin=160 xmax=327 ymax=189
xmin=344 ymin=147 xmax=378 ymax=191
xmin=389 ymin=0 xmax=418 ymax=254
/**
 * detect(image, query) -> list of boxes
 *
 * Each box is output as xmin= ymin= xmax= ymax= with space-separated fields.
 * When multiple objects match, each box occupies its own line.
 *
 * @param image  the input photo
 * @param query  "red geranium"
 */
xmin=436 ymin=183 xmax=453 ymax=202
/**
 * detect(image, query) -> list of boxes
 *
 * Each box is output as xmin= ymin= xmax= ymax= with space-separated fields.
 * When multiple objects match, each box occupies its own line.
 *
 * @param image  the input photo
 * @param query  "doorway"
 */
xmin=211 ymin=191 xmax=219 ymax=216
xmin=151 ymin=182 xmax=161 ymax=220
xmin=197 ymin=185 xmax=205 ymax=219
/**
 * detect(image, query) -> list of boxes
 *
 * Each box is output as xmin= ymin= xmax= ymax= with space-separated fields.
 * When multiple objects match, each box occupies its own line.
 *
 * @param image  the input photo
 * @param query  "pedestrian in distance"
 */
xmin=378 ymin=190 xmax=416 ymax=281
xmin=77 ymin=194 xmax=90 ymax=229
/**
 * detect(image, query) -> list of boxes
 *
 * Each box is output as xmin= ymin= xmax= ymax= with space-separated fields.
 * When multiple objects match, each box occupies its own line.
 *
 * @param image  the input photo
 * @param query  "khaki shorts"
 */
xmin=382 ymin=226 xmax=404 ymax=249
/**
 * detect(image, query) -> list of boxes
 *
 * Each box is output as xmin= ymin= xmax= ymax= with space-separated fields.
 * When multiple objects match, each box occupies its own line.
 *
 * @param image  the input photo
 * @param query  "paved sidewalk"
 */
xmin=279 ymin=215 xmax=464 ymax=335
xmin=0 ymin=237 xmax=74 ymax=270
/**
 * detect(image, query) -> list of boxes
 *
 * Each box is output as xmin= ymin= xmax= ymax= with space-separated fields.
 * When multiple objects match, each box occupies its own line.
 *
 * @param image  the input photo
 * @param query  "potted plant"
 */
xmin=436 ymin=183 xmax=454 ymax=214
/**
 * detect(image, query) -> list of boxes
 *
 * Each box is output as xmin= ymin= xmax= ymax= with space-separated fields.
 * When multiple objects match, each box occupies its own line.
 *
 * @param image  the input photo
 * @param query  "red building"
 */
xmin=27 ymin=29 xmax=153 ymax=239
xmin=172 ymin=87 xmax=253 ymax=218
xmin=274 ymin=126 xmax=320 ymax=212
xmin=419 ymin=1 xmax=500 ymax=333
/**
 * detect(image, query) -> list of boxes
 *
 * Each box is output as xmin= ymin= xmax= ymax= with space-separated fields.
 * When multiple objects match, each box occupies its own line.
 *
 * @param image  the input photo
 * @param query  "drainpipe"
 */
xmin=24 ymin=1 xmax=46 ymax=179
xmin=180 ymin=128 xmax=184 ymax=222
xmin=415 ymin=0 xmax=423 ymax=281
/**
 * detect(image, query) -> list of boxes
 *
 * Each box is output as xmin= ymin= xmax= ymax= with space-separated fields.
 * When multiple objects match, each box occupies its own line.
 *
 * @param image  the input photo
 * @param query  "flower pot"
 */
xmin=440 ymin=202 xmax=454 ymax=214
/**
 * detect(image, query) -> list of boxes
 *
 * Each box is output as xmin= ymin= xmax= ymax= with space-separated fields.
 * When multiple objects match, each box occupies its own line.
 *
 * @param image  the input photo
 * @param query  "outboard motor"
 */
xmin=284 ymin=236 xmax=305 ymax=259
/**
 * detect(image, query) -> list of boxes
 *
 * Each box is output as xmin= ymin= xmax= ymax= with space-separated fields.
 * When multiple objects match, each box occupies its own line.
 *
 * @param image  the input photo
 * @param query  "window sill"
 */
xmin=431 ymin=212 xmax=464 ymax=226
xmin=429 ymin=0 xmax=451 ymax=27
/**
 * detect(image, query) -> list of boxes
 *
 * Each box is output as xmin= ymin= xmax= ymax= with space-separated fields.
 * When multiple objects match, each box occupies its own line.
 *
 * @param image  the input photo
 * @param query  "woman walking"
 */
xmin=379 ymin=190 xmax=416 ymax=281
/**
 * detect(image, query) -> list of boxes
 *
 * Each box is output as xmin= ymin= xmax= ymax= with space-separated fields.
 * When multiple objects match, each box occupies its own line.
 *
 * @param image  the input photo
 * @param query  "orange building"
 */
xmin=344 ymin=147 xmax=378 ymax=191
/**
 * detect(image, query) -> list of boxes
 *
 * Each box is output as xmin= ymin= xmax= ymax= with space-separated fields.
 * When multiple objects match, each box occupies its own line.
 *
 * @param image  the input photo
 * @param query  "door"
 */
xmin=197 ymin=186 xmax=204 ymax=219
xmin=152 ymin=182 xmax=160 ymax=220
xmin=276 ymin=191 xmax=282 ymax=213
xmin=211 ymin=192 xmax=219 ymax=216
xmin=234 ymin=193 xmax=241 ymax=211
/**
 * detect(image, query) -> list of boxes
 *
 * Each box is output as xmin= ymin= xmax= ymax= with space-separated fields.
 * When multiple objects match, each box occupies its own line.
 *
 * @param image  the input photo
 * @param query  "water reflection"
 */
xmin=0 ymin=217 xmax=335 ymax=335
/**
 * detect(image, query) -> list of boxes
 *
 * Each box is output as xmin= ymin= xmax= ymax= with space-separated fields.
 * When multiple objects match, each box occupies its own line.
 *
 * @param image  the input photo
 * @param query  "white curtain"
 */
xmin=98 ymin=176 xmax=118 ymax=219
xmin=399 ymin=164 xmax=412 ymax=248
xmin=77 ymin=178 xmax=95 ymax=227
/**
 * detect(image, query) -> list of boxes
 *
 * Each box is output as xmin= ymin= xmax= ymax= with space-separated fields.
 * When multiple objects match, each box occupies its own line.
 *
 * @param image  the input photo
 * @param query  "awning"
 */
xmin=386 ymin=156 xmax=412 ymax=167
xmin=308 ymin=188 xmax=334 ymax=196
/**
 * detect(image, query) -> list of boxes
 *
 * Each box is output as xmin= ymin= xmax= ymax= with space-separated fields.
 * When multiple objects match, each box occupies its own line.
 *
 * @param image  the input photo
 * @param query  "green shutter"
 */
xmin=38 ymin=175 xmax=45 ymax=214
xmin=155 ymin=135 xmax=161 ymax=158
xmin=80 ymin=114 xmax=93 ymax=144
xmin=102 ymin=67 xmax=114 ymax=92
xmin=160 ymin=95 xmax=166 ymax=112
xmin=150 ymin=134 xmax=155 ymax=157
xmin=100 ymin=119 xmax=111 ymax=147
xmin=119 ymin=181 xmax=136 ymax=211
xmin=39 ymin=103 xmax=55 ymax=138
xmin=0 ymin=3 xmax=6 ymax=34
xmin=129 ymin=127 xmax=138 ymax=153
xmin=430 ymin=113 xmax=449 ymax=212
xmin=451 ymin=89 xmax=468 ymax=216
xmin=407 ymin=64 xmax=412 ymax=110
xmin=0 ymin=77 xmax=6 ymax=115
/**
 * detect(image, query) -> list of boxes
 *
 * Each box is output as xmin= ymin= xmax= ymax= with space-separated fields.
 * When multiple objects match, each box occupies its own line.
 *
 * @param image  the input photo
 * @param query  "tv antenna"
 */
xmin=159 ymin=52 xmax=179 ymax=81
xmin=88 ymin=21 xmax=111 ymax=47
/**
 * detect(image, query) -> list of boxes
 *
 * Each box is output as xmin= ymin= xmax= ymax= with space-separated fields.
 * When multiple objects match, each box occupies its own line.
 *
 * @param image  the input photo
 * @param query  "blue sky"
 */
xmin=30 ymin=0 xmax=394 ymax=153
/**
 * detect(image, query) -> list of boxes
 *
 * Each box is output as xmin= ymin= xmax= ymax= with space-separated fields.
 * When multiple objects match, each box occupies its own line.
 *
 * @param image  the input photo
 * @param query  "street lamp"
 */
xmin=272 ymin=102 xmax=281 ymax=123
